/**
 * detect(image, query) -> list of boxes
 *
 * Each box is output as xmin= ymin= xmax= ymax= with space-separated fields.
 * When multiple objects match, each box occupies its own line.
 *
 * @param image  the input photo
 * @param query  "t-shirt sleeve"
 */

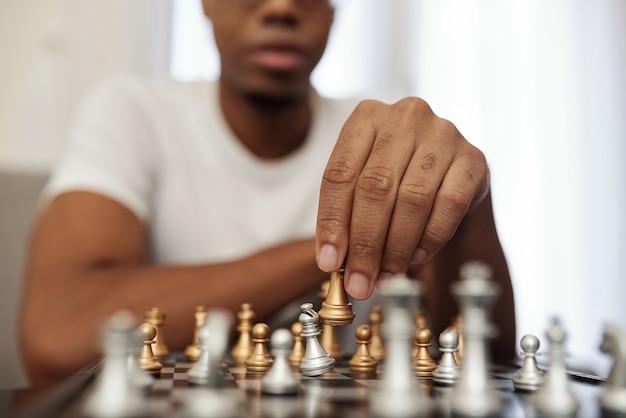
xmin=41 ymin=74 xmax=157 ymax=220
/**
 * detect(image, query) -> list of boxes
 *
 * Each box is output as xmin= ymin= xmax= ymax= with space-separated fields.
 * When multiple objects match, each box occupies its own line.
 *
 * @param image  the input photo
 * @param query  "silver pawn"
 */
xmin=535 ymin=318 xmax=579 ymax=417
xmin=298 ymin=302 xmax=335 ymax=376
xmin=513 ymin=334 xmax=544 ymax=391
xmin=433 ymin=329 xmax=460 ymax=385
xmin=262 ymin=329 xmax=299 ymax=395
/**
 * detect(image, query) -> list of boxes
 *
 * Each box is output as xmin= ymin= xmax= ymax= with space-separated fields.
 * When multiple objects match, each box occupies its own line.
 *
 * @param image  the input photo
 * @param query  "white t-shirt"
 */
xmin=44 ymin=74 xmax=360 ymax=265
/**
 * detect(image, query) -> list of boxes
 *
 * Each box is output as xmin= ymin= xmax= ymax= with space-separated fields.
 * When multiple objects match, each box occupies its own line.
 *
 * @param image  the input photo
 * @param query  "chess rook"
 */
xmin=318 ymin=267 xmax=355 ymax=326
xmin=450 ymin=260 xmax=502 ymax=417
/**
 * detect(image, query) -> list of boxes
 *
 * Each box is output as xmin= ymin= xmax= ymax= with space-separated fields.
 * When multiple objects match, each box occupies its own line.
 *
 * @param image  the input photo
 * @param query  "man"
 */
xmin=20 ymin=0 xmax=515 ymax=386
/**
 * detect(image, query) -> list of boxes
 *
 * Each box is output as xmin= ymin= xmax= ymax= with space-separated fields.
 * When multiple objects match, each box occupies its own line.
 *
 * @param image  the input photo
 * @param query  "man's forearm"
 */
xmin=20 ymin=237 xmax=326 ymax=385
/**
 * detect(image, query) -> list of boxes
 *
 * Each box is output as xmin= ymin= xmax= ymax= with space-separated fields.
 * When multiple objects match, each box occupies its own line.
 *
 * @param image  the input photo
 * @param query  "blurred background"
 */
xmin=0 ymin=0 xmax=624 ymax=389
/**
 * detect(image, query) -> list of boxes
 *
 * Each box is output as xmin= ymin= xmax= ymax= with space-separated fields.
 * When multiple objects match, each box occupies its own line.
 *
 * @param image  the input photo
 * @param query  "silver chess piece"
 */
xmin=370 ymin=275 xmax=431 ymax=417
xmin=598 ymin=323 xmax=626 ymax=415
xmin=262 ymin=328 xmax=299 ymax=395
xmin=513 ymin=334 xmax=545 ymax=391
xmin=298 ymin=302 xmax=335 ymax=376
xmin=188 ymin=309 xmax=233 ymax=386
xmin=83 ymin=311 xmax=145 ymax=418
xmin=450 ymin=260 xmax=502 ymax=417
xmin=534 ymin=317 xmax=580 ymax=417
xmin=433 ymin=329 xmax=460 ymax=385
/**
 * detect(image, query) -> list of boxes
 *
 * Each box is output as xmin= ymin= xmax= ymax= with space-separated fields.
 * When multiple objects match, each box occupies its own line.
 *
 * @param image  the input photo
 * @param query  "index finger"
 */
xmin=315 ymin=103 xmax=377 ymax=273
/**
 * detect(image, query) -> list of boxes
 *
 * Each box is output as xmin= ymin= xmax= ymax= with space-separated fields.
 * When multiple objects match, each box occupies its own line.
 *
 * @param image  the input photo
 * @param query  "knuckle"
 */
xmin=350 ymin=239 xmax=379 ymax=259
xmin=354 ymin=99 xmax=384 ymax=116
xmin=356 ymin=166 xmax=396 ymax=200
xmin=322 ymin=158 xmax=358 ymax=187
xmin=397 ymin=182 xmax=435 ymax=211
xmin=438 ymin=188 xmax=472 ymax=217
xmin=382 ymin=245 xmax=409 ymax=272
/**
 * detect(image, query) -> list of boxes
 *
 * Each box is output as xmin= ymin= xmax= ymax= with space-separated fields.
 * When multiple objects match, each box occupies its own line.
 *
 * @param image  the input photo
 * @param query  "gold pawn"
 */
xmin=184 ymin=306 xmax=207 ymax=362
xmin=288 ymin=322 xmax=305 ymax=368
xmin=245 ymin=323 xmax=273 ymax=372
xmin=145 ymin=307 xmax=169 ymax=362
xmin=318 ymin=268 xmax=355 ymax=326
xmin=349 ymin=325 xmax=378 ymax=374
xmin=368 ymin=305 xmax=385 ymax=361
xmin=138 ymin=322 xmax=162 ymax=376
xmin=411 ymin=311 xmax=428 ymax=359
xmin=231 ymin=303 xmax=255 ymax=365
xmin=412 ymin=327 xmax=437 ymax=378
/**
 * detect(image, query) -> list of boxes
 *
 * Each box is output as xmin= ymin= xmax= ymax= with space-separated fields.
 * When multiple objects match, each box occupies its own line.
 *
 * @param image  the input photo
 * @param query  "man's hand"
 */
xmin=315 ymin=97 xmax=490 ymax=299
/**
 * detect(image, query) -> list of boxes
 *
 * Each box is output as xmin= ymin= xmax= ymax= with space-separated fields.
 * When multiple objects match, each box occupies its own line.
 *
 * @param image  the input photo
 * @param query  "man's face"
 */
xmin=203 ymin=0 xmax=334 ymax=101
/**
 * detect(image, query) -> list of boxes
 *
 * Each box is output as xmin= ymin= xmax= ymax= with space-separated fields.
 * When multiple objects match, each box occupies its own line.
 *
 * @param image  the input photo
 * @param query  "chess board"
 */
xmin=11 ymin=356 xmax=606 ymax=418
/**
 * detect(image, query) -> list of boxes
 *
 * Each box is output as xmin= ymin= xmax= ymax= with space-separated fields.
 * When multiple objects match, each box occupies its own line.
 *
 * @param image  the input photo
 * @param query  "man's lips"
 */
xmin=248 ymin=47 xmax=305 ymax=72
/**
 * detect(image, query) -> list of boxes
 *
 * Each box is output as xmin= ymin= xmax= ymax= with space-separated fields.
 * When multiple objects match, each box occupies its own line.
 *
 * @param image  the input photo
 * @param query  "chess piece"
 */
xmin=137 ymin=322 xmax=163 ymax=376
xmin=450 ymin=314 xmax=465 ymax=365
xmin=535 ymin=318 xmax=580 ymax=417
xmin=189 ymin=309 xmax=233 ymax=386
xmin=84 ymin=311 xmax=144 ymax=418
xmin=512 ymin=334 xmax=545 ymax=391
xmin=299 ymin=302 xmax=335 ymax=376
xmin=432 ymin=329 xmax=460 ymax=385
xmin=412 ymin=327 xmax=437 ymax=378
xmin=246 ymin=322 xmax=274 ymax=372
xmin=318 ymin=280 xmax=343 ymax=361
xmin=349 ymin=324 xmax=378 ymax=374
xmin=370 ymin=275 xmax=431 ymax=417
xmin=318 ymin=267 xmax=355 ymax=326
xmin=231 ymin=303 xmax=255 ymax=365
xmin=262 ymin=328 xmax=299 ymax=395
xmin=145 ymin=307 xmax=169 ymax=362
xmin=126 ymin=326 xmax=153 ymax=390
xmin=368 ymin=305 xmax=385 ymax=361
xmin=412 ymin=311 xmax=428 ymax=359
xmin=599 ymin=323 xmax=626 ymax=415
xmin=288 ymin=321 xmax=305 ymax=368
xmin=185 ymin=306 xmax=207 ymax=362
xmin=450 ymin=260 xmax=502 ymax=417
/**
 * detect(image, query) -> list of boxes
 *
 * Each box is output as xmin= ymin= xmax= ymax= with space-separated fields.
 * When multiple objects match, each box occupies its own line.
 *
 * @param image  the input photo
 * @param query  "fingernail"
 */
xmin=317 ymin=244 xmax=338 ymax=272
xmin=347 ymin=272 xmax=370 ymax=299
xmin=411 ymin=248 xmax=428 ymax=264
xmin=377 ymin=271 xmax=393 ymax=281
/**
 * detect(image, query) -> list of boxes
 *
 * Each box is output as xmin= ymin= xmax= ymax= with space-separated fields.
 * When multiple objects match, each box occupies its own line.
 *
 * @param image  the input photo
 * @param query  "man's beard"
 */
xmin=243 ymin=90 xmax=303 ymax=110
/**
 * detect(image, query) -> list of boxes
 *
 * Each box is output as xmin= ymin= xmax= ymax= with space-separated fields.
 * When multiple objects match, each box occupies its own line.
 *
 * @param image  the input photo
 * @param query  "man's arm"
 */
xmin=20 ymin=191 xmax=326 ymax=386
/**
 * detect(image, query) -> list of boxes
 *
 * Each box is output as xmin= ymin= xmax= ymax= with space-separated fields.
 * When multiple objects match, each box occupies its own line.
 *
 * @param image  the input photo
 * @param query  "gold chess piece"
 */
xmin=231 ymin=303 xmax=255 ymax=365
xmin=318 ymin=267 xmax=355 ymax=326
xmin=349 ymin=324 xmax=378 ymax=374
xmin=138 ymin=322 xmax=163 ymax=376
xmin=184 ymin=306 xmax=207 ymax=362
xmin=145 ymin=307 xmax=169 ymax=362
xmin=412 ymin=327 xmax=437 ymax=378
xmin=246 ymin=323 xmax=274 ymax=372
xmin=288 ymin=321 xmax=305 ymax=368
xmin=368 ymin=305 xmax=385 ymax=361
xmin=412 ymin=311 xmax=428 ymax=359
xmin=318 ymin=280 xmax=343 ymax=361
